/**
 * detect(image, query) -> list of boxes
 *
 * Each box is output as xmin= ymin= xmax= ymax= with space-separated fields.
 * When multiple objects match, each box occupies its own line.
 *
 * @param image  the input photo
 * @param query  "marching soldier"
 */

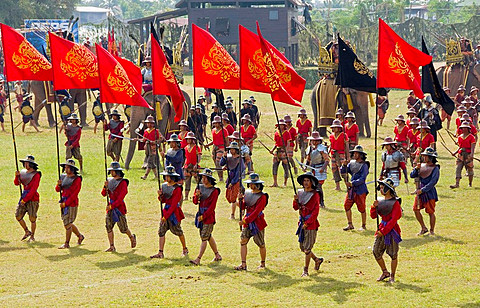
xmin=370 ymin=178 xmax=402 ymax=284
xmin=345 ymin=111 xmax=359 ymax=154
xmin=92 ymin=96 xmax=105 ymax=134
xmin=407 ymin=117 xmax=421 ymax=166
xmin=411 ymin=148 xmax=440 ymax=236
xmin=56 ymin=159 xmax=85 ymax=249
xmin=104 ymin=110 xmax=124 ymax=162
xmin=450 ymin=121 xmax=476 ymax=188
xmin=240 ymin=114 xmax=257 ymax=173
xmin=225 ymin=101 xmax=237 ymax=129
xmin=220 ymin=141 xmax=245 ymax=219
xmin=190 ymin=168 xmax=222 ymax=265
xmin=305 ymin=131 xmax=329 ymax=208
xmin=249 ymin=96 xmax=260 ymax=127
xmin=293 ymin=172 xmax=324 ymax=277
xmin=269 ymin=119 xmax=292 ymax=187
xmin=296 ymin=108 xmax=313 ymax=163
xmin=393 ymin=114 xmax=410 ymax=158
xmin=329 ymin=119 xmax=349 ymax=191
xmin=183 ymin=132 xmax=202 ymax=200
xmin=377 ymin=94 xmax=389 ymax=126
xmin=64 ymin=113 xmax=83 ymax=173
xmin=102 ymin=162 xmax=137 ymax=252
xmin=206 ymin=115 xmax=228 ymax=182
xmin=20 ymin=93 xmax=40 ymax=133
xmin=416 ymin=120 xmax=436 ymax=161
xmin=405 ymin=108 xmax=417 ymax=129
xmin=284 ymin=114 xmax=299 ymax=175
xmin=380 ymin=137 xmax=408 ymax=187
xmin=342 ymin=145 xmax=369 ymax=231
xmin=454 ymin=85 xmax=466 ymax=107
xmin=235 ymin=173 xmax=268 ymax=271
xmin=222 ymin=113 xmax=235 ymax=136
xmin=165 ymin=134 xmax=185 ymax=182
xmin=14 ymin=155 xmax=42 ymax=242
xmin=151 ymin=166 xmax=188 ymax=259
xmin=418 ymin=95 xmax=441 ymax=141
xmin=138 ymin=116 xmax=164 ymax=180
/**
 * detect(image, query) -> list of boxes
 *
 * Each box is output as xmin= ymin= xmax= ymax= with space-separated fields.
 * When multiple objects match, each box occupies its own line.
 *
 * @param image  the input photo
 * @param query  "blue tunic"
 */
xmin=166 ymin=149 xmax=185 ymax=179
xmin=342 ymin=161 xmax=369 ymax=196
xmin=410 ymin=165 xmax=439 ymax=202
xmin=220 ymin=156 xmax=245 ymax=186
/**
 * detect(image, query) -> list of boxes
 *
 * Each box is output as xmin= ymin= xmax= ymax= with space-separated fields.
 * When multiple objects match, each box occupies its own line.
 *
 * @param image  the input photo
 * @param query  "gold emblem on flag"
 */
xmin=201 ymin=42 xmax=240 ymax=82
xmin=353 ymin=59 xmax=373 ymax=78
xmin=248 ymin=49 xmax=291 ymax=90
xmin=12 ymin=41 xmax=52 ymax=74
xmin=60 ymin=44 xmax=98 ymax=82
xmin=388 ymin=42 xmax=414 ymax=81
xmin=107 ymin=64 xmax=136 ymax=97
xmin=163 ymin=63 xmax=176 ymax=84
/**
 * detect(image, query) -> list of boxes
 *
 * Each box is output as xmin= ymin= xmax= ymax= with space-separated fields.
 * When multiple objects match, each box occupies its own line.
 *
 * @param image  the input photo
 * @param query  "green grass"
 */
xmin=0 ymin=79 xmax=479 ymax=307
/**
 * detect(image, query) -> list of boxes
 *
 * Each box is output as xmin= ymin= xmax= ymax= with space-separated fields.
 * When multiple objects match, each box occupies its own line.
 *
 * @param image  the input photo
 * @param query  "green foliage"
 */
xmin=80 ymin=0 xmax=177 ymax=20
xmin=0 ymin=0 xmax=80 ymax=27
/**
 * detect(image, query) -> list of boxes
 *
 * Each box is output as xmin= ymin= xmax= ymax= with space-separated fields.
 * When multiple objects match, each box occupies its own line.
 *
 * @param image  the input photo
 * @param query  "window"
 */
xmin=269 ymin=10 xmax=279 ymax=20
xmin=216 ymin=17 xmax=230 ymax=37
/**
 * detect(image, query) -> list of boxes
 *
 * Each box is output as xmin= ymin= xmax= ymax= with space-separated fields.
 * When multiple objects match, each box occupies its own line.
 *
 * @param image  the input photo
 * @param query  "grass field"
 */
xmin=0 ymin=77 xmax=479 ymax=307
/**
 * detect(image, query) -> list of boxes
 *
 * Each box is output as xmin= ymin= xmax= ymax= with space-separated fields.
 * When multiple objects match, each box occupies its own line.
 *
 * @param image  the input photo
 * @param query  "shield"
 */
xmin=21 ymin=105 xmax=34 ymax=116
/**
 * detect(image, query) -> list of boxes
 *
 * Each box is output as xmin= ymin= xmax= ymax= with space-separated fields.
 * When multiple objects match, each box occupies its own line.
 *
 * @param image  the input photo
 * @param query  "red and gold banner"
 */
xmin=114 ymin=55 xmax=142 ymax=94
xmin=239 ymin=25 xmax=305 ymax=102
xmin=1 ymin=23 xmax=53 ymax=82
xmin=256 ymin=23 xmax=300 ymax=107
xmin=192 ymin=23 xmax=240 ymax=89
xmin=95 ymin=44 xmax=151 ymax=109
xmin=377 ymin=18 xmax=432 ymax=99
xmin=49 ymin=32 xmax=99 ymax=90
xmin=151 ymin=33 xmax=185 ymax=122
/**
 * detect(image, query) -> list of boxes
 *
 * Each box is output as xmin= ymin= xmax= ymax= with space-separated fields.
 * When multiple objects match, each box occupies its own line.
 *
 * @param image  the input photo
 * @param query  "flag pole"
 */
xmin=52 ymin=92 xmax=62 ymax=200
xmin=6 ymin=83 xmax=22 ymax=196
xmin=153 ymin=98 xmax=164 ymax=218
xmin=271 ymin=98 xmax=297 ymax=194
xmin=238 ymin=44 xmax=244 ymax=229
xmin=374 ymin=92 xmax=379 ymax=230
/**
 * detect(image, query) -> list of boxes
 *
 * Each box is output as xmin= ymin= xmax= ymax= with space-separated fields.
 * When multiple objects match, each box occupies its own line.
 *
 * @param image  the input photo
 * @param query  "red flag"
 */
xmin=49 ymin=32 xmax=99 ymax=90
xmin=1 ymin=23 xmax=53 ymax=82
xmin=239 ymin=25 xmax=305 ymax=102
xmin=377 ymin=18 xmax=432 ymax=99
xmin=114 ymin=56 xmax=142 ymax=94
xmin=151 ymin=33 xmax=185 ymax=122
xmin=95 ymin=44 xmax=151 ymax=109
xmin=192 ymin=23 xmax=239 ymax=89
xmin=255 ymin=23 xmax=300 ymax=107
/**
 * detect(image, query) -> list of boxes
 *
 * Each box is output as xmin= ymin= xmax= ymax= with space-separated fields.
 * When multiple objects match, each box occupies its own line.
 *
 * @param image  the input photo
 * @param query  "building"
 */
xmin=128 ymin=0 xmax=304 ymax=66
xmin=74 ymin=6 xmax=110 ymax=25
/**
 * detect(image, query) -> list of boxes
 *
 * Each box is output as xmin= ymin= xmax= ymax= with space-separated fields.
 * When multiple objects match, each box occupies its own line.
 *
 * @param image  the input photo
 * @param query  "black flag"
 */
xmin=336 ymin=34 xmax=378 ymax=93
xmin=421 ymin=37 xmax=455 ymax=116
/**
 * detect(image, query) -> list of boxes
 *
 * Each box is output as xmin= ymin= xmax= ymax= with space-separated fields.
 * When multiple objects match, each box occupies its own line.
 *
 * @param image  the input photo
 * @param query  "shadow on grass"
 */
xmin=0 ymin=246 xmax=28 ymax=253
xmin=392 ymin=281 xmax=431 ymax=293
xmin=198 ymin=262 xmax=234 ymax=278
xmin=400 ymin=234 xmax=465 ymax=249
xmin=305 ymin=276 xmax=363 ymax=304
xmin=141 ymin=256 xmax=191 ymax=272
xmin=0 ymin=239 xmax=9 ymax=245
xmin=94 ymin=250 xmax=150 ymax=270
xmin=247 ymin=268 xmax=301 ymax=291
xmin=29 ymin=241 xmax=56 ymax=249
xmin=44 ymin=247 xmax=100 ymax=262
xmin=355 ymin=229 xmax=376 ymax=237
xmin=321 ymin=207 xmax=344 ymax=214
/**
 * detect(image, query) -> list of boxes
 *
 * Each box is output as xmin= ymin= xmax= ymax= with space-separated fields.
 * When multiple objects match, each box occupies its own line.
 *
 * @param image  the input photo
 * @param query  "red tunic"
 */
xmin=456 ymin=117 xmax=463 ymax=128
xmin=104 ymin=120 xmax=124 ymax=140
xmin=101 ymin=180 xmax=128 ymax=215
xmin=65 ymin=125 xmax=81 ymax=148
xmin=160 ymin=186 xmax=185 ymax=222
xmin=274 ymin=130 xmax=291 ymax=147
xmin=394 ymin=125 xmax=409 ymax=143
xmin=14 ymin=172 xmax=41 ymax=202
xmin=296 ymin=118 xmax=312 ymax=136
xmin=240 ymin=194 xmax=267 ymax=231
xmin=417 ymin=133 xmax=435 ymax=150
xmin=212 ymin=128 xmax=228 ymax=148
xmin=408 ymin=129 xmax=420 ymax=147
xmin=293 ymin=192 xmax=320 ymax=230
xmin=458 ymin=134 xmax=476 ymax=153
xmin=178 ymin=131 xmax=188 ymax=148
xmin=241 ymin=124 xmax=256 ymax=144
xmin=287 ymin=126 xmax=297 ymax=147
xmin=143 ymin=128 xmax=160 ymax=152
xmin=225 ymin=124 xmax=234 ymax=136
xmin=370 ymin=200 xmax=401 ymax=237
xmin=454 ymin=93 xmax=464 ymax=105
xmin=345 ymin=123 xmax=359 ymax=144
xmin=55 ymin=176 xmax=81 ymax=207
xmin=329 ymin=132 xmax=348 ymax=154
xmin=193 ymin=187 xmax=219 ymax=225
xmin=184 ymin=145 xmax=201 ymax=167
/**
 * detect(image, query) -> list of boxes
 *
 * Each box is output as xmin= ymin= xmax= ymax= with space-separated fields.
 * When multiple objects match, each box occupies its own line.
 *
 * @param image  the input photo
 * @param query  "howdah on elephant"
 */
xmin=311 ymin=77 xmax=371 ymax=137
xmin=436 ymin=63 xmax=480 ymax=93
xmin=124 ymin=90 xmax=191 ymax=170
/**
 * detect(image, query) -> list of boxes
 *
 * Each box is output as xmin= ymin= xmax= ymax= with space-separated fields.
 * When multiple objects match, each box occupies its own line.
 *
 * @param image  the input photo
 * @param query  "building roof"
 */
xmin=175 ymin=0 xmax=304 ymax=9
xmin=75 ymin=6 xmax=110 ymax=13
xmin=128 ymin=8 xmax=188 ymax=24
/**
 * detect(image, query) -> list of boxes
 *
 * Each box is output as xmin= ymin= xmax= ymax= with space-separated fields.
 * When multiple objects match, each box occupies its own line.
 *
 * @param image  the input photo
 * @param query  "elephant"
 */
xmin=124 ymin=90 xmax=191 ymax=170
xmin=336 ymin=88 xmax=371 ymax=138
xmin=29 ymin=80 xmax=55 ymax=127
xmin=311 ymin=77 xmax=371 ymax=137
xmin=29 ymin=82 xmax=89 ymax=127
xmin=436 ymin=63 xmax=480 ymax=93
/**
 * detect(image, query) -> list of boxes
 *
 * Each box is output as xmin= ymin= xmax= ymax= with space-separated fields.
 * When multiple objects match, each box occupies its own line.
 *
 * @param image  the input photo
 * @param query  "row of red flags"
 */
xmin=1 ymin=18 xmax=434 ymax=119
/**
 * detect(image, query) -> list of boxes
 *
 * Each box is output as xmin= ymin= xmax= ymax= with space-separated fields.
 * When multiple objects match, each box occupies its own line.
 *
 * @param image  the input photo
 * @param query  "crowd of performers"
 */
xmin=15 ymin=88 xmax=470 ymax=283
